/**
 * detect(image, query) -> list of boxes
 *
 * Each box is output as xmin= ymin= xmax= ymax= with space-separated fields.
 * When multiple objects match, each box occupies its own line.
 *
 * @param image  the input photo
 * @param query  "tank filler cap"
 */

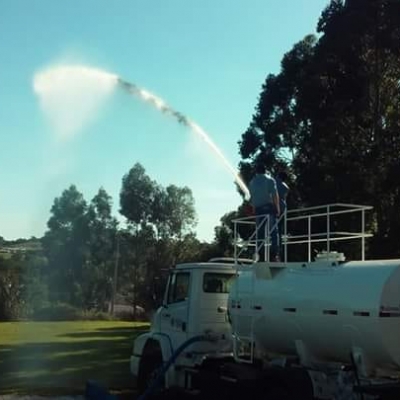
xmin=315 ymin=251 xmax=346 ymax=263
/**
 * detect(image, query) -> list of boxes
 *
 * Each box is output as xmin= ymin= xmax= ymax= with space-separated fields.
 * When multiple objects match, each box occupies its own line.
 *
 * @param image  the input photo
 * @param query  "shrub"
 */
xmin=32 ymin=303 xmax=116 ymax=321
xmin=78 ymin=310 xmax=114 ymax=321
xmin=32 ymin=303 xmax=81 ymax=321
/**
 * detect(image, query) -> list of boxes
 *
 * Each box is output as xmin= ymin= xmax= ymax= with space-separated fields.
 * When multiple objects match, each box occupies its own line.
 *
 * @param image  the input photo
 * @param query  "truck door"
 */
xmin=160 ymin=271 xmax=190 ymax=349
xmin=200 ymin=272 xmax=235 ymax=332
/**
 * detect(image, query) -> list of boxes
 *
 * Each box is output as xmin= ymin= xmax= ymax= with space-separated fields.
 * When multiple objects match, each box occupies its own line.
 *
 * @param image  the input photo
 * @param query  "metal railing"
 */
xmin=232 ymin=203 xmax=373 ymax=263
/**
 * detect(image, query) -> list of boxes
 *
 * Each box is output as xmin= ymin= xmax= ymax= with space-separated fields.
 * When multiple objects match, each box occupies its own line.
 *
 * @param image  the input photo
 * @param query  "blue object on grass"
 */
xmin=85 ymin=379 xmax=118 ymax=400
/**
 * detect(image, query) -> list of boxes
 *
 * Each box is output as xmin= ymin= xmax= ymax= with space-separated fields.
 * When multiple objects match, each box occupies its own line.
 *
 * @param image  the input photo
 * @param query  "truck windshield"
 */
xmin=203 ymin=273 xmax=235 ymax=293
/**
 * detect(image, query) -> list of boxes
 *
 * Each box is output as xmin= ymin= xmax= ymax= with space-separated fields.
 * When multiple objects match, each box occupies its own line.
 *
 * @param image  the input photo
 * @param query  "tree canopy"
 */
xmin=239 ymin=0 xmax=400 ymax=257
xmin=120 ymin=162 xmax=196 ymax=238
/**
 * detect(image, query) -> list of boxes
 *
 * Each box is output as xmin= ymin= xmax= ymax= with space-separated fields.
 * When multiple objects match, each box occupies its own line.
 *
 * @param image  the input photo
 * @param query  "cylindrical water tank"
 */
xmin=228 ymin=260 xmax=400 ymax=376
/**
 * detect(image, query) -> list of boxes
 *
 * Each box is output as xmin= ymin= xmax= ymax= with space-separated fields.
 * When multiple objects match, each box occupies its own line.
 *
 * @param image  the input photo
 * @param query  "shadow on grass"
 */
xmin=60 ymin=326 xmax=148 ymax=339
xmin=0 ymin=325 xmax=149 ymax=395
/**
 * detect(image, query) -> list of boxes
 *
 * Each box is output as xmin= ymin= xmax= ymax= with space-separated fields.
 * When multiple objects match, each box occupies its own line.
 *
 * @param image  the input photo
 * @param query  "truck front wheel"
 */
xmin=137 ymin=344 xmax=164 ymax=395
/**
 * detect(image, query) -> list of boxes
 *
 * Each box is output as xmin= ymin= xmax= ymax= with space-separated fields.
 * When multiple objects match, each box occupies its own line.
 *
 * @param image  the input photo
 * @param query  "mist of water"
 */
xmin=33 ymin=64 xmax=250 ymax=199
xmin=33 ymin=65 xmax=118 ymax=141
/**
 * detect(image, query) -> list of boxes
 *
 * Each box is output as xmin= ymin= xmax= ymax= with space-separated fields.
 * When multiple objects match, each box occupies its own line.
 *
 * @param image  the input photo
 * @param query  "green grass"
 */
xmin=0 ymin=320 xmax=149 ymax=395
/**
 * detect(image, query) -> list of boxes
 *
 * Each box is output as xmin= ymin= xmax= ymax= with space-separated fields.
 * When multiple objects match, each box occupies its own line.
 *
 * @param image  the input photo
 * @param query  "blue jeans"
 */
xmin=255 ymin=204 xmax=278 ymax=261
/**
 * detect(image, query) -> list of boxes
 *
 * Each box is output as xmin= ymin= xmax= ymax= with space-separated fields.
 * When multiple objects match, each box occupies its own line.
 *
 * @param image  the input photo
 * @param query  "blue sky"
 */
xmin=0 ymin=0 xmax=329 ymax=241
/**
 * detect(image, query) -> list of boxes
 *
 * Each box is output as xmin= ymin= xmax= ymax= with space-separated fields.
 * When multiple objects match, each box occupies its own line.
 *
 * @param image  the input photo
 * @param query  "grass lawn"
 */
xmin=0 ymin=320 xmax=149 ymax=395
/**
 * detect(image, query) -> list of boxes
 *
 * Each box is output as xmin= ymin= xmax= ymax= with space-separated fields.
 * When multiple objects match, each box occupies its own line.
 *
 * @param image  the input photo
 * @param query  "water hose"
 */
xmin=137 ymin=334 xmax=214 ymax=400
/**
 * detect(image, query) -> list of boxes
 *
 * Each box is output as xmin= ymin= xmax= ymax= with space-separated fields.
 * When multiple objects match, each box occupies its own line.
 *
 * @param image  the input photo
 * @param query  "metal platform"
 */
xmin=232 ymin=203 xmax=373 ymax=263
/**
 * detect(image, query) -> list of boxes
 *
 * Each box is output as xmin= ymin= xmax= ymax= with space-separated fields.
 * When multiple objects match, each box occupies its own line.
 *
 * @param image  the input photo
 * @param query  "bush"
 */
xmin=32 ymin=303 xmax=81 ymax=321
xmin=112 ymin=304 xmax=146 ymax=321
xmin=32 ymin=303 xmax=115 ymax=321
xmin=79 ymin=310 xmax=113 ymax=321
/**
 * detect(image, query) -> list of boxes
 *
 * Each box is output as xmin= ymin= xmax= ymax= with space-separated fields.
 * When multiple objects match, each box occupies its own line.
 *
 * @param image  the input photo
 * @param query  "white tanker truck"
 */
xmin=130 ymin=204 xmax=400 ymax=400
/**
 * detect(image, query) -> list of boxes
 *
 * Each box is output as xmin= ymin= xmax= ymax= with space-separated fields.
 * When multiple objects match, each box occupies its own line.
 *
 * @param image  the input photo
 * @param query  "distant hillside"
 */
xmin=0 ymin=237 xmax=42 ymax=257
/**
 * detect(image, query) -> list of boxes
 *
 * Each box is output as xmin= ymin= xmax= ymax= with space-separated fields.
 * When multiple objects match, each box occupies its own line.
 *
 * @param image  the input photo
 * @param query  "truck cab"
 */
xmin=130 ymin=261 xmax=237 ymax=392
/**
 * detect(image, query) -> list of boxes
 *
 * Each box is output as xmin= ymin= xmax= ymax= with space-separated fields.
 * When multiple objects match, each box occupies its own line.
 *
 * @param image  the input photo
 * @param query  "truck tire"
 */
xmin=137 ymin=344 xmax=164 ymax=395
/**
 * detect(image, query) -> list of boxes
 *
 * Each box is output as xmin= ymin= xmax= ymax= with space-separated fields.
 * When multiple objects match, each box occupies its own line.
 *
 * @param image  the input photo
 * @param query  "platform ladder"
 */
xmin=231 ymin=212 xmax=285 ymax=363
xmin=231 ymin=262 xmax=257 ymax=364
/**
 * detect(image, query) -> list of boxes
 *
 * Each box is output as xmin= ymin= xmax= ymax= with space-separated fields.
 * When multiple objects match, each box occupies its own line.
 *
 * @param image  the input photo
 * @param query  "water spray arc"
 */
xmin=117 ymin=78 xmax=250 ymax=200
xmin=33 ymin=64 xmax=250 ymax=199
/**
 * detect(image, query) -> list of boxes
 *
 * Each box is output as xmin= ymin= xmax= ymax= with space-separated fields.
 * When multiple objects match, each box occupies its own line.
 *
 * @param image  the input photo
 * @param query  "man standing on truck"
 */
xmin=249 ymin=163 xmax=280 ymax=262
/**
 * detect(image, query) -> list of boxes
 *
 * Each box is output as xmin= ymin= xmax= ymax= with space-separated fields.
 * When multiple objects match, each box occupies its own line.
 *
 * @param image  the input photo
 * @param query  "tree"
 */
xmin=120 ymin=163 xmax=197 ymax=238
xmin=0 ymin=256 xmax=24 ymax=320
xmin=83 ymin=188 xmax=119 ymax=310
xmin=239 ymin=34 xmax=317 ymax=191
xmin=21 ymin=253 xmax=49 ymax=316
xmin=173 ymin=233 xmax=205 ymax=263
xmin=153 ymin=185 xmax=197 ymax=239
xmin=117 ymin=226 xmax=158 ymax=315
xmin=118 ymin=162 xmax=198 ymax=313
xmin=239 ymin=0 xmax=400 ymax=257
xmin=120 ymin=163 xmax=157 ymax=228
xmin=43 ymin=185 xmax=121 ymax=310
xmin=43 ymin=185 xmax=90 ymax=305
